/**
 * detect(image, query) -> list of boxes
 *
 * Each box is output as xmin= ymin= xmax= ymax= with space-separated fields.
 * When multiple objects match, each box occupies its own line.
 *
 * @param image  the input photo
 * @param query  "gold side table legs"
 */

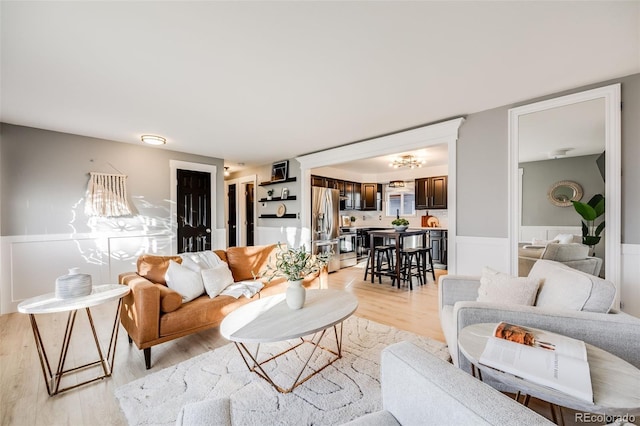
xmin=233 ymin=322 xmax=344 ymax=394
xmin=28 ymin=300 xmax=123 ymax=396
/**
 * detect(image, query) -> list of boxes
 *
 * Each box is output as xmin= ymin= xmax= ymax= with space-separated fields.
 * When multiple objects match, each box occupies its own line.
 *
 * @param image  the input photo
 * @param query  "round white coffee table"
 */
xmin=220 ymin=289 xmax=358 ymax=393
xmin=18 ymin=284 xmax=130 ymax=396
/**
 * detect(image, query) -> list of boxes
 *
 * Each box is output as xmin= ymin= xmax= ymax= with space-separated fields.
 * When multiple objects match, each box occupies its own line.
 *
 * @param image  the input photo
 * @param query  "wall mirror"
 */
xmin=508 ymin=84 xmax=621 ymax=290
xmin=548 ymin=180 xmax=583 ymax=207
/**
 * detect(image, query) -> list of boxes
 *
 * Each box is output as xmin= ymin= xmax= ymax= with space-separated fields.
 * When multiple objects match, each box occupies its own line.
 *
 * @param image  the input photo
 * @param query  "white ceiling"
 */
xmin=1 ymin=1 xmax=639 ymax=172
xmin=329 ymin=146 xmax=448 ymax=174
xmin=518 ymin=98 xmax=605 ymax=163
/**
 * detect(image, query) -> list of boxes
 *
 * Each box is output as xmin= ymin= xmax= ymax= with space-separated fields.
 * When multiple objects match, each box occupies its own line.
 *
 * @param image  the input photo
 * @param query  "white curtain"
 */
xmin=85 ymin=172 xmax=133 ymax=217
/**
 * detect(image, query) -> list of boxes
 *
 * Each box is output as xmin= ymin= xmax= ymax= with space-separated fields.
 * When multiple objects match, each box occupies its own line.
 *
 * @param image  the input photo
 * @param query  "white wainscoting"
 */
xmin=255 ymin=226 xmax=310 ymax=248
xmin=620 ymin=244 xmax=640 ymax=317
xmin=519 ymin=226 xmax=582 ymax=243
xmin=1 ymin=232 xmax=179 ymax=314
xmin=453 ymin=236 xmax=510 ymax=276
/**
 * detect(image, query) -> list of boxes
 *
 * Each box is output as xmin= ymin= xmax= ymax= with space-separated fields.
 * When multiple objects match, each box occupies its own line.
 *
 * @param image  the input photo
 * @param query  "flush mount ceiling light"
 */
xmin=141 ymin=135 xmax=166 ymax=145
xmin=388 ymin=180 xmax=405 ymax=188
xmin=224 ymin=167 xmax=230 ymax=177
xmin=388 ymin=155 xmax=425 ymax=169
xmin=548 ymin=148 xmax=570 ymax=159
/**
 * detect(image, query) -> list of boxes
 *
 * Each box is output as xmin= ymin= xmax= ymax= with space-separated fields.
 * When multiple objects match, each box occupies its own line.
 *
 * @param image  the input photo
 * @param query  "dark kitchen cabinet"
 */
xmin=353 ymin=182 xmax=362 ymax=210
xmin=343 ymin=181 xmax=353 ymax=209
xmin=325 ymin=178 xmax=339 ymax=190
xmin=429 ymin=230 xmax=447 ymax=266
xmin=415 ymin=176 xmax=448 ymax=209
xmin=361 ymin=183 xmax=381 ymax=211
xmin=311 ymin=175 xmax=325 ymax=187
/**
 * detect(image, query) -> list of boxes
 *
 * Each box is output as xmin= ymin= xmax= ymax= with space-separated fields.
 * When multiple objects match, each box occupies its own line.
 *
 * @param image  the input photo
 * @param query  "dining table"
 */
xmin=368 ymin=228 xmax=429 ymax=286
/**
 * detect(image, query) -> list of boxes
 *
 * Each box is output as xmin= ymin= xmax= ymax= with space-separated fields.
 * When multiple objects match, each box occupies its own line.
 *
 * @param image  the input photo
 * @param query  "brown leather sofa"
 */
xmin=119 ymin=244 xmax=319 ymax=369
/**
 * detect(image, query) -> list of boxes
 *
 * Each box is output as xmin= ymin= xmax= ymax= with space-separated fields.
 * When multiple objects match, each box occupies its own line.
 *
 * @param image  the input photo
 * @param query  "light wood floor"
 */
xmin=0 ymin=263 xmax=578 ymax=425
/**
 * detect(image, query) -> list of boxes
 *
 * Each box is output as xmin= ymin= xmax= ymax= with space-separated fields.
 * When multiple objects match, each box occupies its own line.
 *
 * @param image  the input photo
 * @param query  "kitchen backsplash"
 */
xmin=340 ymin=209 xmax=448 ymax=229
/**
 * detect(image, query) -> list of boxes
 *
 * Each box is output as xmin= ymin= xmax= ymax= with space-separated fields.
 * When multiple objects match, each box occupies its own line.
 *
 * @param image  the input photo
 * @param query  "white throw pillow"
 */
xmin=180 ymin=256 xmax=203 ymax=273
xmin=477 ymin=267 xmax=541 ymax=306
xmin=201 ymin=263 xmax=235 ymax=298
xmin=554 ymin=233 xmax=577 ymax=244
xmin=529 ymin=260 xmax=592 ymax=311
xmin=531 ymin=238 xmax=559 ymax=246
xmin=165 ymin=260 xmax=205 ymax=302
xmin=181 ymin=252 xmax=215 ymax=270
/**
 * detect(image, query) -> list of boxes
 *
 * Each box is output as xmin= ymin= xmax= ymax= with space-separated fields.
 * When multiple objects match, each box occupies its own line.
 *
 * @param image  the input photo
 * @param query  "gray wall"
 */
xmin=457 ymin=72 xmax=640 ymax=244
xmin=521 ymin=155 xmax=604 ymax=226
xmin=0 ymin=124 xmax=225 ymax=236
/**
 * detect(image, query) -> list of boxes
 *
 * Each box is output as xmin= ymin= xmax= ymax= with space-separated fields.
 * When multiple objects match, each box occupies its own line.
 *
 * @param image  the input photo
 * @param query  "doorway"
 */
xmin=176 ymin=169 xmax=212 ymax=253
xmin=225 ymin=175 xmax=257 ymax=248
xmin=245 ymin=182 xmax=255 ymax=246
xmin=170 ymin=160 xmax=218 ymax=254
xmin=228 ymin=183 xmax=237 ymax=247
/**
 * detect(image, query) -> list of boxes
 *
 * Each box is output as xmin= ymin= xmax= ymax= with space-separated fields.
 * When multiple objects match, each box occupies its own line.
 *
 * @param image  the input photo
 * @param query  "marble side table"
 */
xmin=18 ymin=284 xmax=130 ymax=396
xmin=458 ymin=323 xmax=640 ymax=421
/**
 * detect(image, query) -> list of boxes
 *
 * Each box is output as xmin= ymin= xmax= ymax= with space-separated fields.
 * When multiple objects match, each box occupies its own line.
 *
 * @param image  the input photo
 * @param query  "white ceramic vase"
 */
xmin=286 ymin=279 xmax=305 ymax=309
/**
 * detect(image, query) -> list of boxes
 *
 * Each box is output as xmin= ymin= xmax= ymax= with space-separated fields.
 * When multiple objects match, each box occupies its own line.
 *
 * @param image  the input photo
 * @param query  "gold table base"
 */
xmin=28 ymin=300 xmax=123 ymax=396
xmin=233 ymin=322 xmax=344 ymax=394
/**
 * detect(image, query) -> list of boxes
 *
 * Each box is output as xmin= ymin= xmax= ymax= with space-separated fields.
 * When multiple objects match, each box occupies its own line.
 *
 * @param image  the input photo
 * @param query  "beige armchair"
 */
xmin=518 ymin=242 xmax=602 ymax=276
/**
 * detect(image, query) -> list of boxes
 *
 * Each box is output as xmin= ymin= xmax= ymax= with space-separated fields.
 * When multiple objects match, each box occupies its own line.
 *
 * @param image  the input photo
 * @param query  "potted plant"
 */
xmin=572 ymin=194 xmax=605 ymax=251
xmin=391 ymin=218 xmax=409 ymax=232
xmin=266 ymin=189 xmax=274 ymax=200
xmin=263 ymin=244 xmax=333 ymax=309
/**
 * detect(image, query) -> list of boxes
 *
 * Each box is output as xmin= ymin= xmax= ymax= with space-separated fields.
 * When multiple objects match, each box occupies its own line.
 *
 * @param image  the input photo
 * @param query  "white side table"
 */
xmin=18 ymin=284 xmax=130 ymax=396
xmin=458 ymin=323 xmax=640 ymax=419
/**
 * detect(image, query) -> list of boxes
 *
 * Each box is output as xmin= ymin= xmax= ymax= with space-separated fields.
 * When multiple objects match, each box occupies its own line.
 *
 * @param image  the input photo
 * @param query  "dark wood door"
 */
xmin=177 ymin=169 xmax=212 ymax=253
xmin=228 ymin=183 xmax=237 ymax=247
xmin=245 ymin=183 xmax=254 ymax=246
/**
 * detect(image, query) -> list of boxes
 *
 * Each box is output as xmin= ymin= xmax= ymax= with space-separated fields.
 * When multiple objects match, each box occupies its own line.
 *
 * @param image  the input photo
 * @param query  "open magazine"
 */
xmin=479 ymin=322 xmax=593 ymax=403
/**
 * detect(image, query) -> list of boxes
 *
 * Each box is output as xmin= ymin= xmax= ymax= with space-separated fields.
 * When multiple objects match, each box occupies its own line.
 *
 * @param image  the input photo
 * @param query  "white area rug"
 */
xmin=115 ymin=316 xmax=449 ymax=426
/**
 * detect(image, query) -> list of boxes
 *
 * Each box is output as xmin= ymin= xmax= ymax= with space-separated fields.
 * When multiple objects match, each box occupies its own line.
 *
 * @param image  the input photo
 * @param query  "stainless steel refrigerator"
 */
xmin=311 ymin=187 xmax=341 ymax=272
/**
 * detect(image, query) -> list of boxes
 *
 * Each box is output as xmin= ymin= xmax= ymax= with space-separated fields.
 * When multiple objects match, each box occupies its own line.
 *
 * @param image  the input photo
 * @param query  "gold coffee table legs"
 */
xmin=233 ymin=322 xmax=344 ymax=394
xmin=28 ymin=301 xmax=123 ymax=396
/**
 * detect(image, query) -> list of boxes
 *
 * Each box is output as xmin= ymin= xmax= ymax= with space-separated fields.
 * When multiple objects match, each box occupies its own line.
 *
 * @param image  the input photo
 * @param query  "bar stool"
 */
xmin=417 ymin=247 xmax=436 ymax=282
xmin=364 ymin=245 xmax=395 ymax=283
xmin=397 ymin=248 xmax=423 ymax=290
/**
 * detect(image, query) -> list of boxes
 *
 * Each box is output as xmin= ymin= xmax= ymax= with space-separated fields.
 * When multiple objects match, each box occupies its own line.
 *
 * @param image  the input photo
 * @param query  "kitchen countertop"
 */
xmin=341 ymin=226 xmax=447 ymax=231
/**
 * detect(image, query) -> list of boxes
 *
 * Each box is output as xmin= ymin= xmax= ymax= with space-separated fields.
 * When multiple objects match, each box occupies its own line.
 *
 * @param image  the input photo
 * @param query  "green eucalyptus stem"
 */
xmin=262 ymin=243 xmax=333 ymax=282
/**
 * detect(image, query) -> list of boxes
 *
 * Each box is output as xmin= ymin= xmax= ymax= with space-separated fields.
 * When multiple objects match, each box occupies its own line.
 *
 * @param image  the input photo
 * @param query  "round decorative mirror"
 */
xmin=548 ymin=180 xmax=583 ymax=207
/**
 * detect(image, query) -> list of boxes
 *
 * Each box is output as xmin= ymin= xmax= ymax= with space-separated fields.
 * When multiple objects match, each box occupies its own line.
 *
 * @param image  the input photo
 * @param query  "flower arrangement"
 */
xmin=263 ymin=243 xmax=333 ymax=282
xmin=391 ymin=218 xmax=409 ymax=226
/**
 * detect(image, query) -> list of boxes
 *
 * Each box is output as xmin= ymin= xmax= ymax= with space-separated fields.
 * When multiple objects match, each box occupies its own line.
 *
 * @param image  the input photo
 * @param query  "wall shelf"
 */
xmin=259 ymin=177 xmax=297 ymax=186
xmin=259 ymin=196 xmax=297 ymax=202
xmin=259 ymin=214 xmax=297 ymax=219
